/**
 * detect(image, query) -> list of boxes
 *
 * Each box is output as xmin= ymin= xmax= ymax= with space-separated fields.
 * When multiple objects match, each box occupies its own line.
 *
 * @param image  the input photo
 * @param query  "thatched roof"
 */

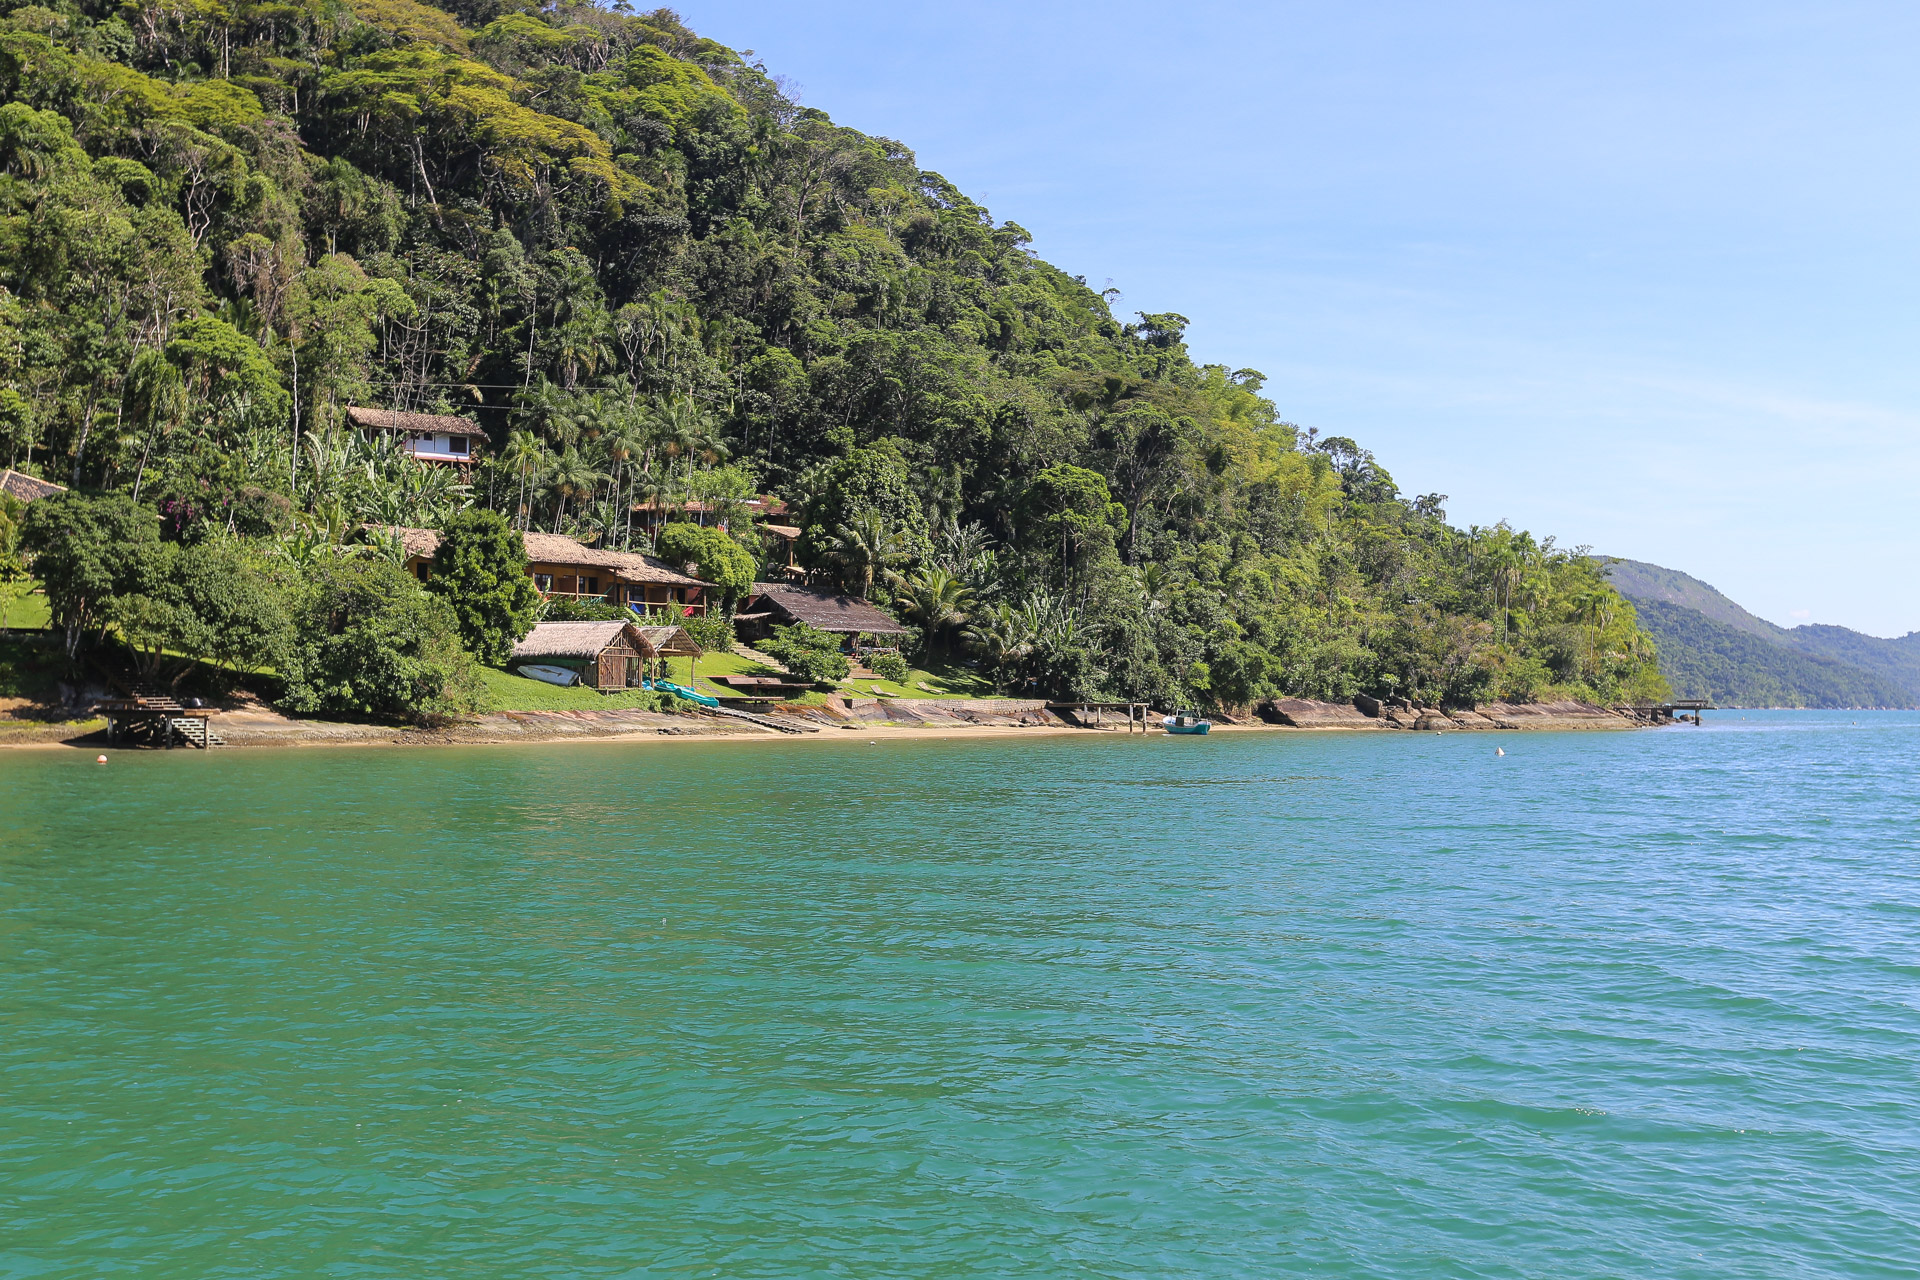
xmin=634 ymin=624 xmax=702 ymax=656
xmin=749 ymin=582 xmax=912 ymax=635
xmin=512 ymin=621 xmax=639 ymax=660
xmin=520 ymin=532 xmax=707 ymax=586
xmin=511 ymin=620 xmax=702 ymax=661
xmin=346 ymin=406 xmax=487 ymax=437
xmin=379 ymin=526 xmax=709 ymax=587
xmin=0 ymin=469 xmax=65 ymax=503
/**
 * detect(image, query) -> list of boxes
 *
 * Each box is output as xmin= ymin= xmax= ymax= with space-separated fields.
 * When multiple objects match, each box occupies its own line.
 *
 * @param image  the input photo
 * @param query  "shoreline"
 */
xmin=0 ymin=704 xmax=1646 ymax=753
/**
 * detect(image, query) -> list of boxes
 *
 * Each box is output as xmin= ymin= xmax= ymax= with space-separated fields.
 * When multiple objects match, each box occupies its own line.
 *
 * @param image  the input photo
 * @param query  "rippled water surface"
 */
xmin=3 ymin=713 xmax=1918 ymax=1277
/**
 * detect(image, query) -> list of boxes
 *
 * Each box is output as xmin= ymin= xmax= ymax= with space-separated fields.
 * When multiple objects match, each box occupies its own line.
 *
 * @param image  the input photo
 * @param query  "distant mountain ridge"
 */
xmin=1598 ymin=559 xmax=1920 ymax=708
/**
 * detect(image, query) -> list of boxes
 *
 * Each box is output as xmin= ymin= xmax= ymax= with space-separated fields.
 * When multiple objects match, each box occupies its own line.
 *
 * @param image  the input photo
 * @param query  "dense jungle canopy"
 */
xmin=0 ymin=0 xmax=1666 ymax=714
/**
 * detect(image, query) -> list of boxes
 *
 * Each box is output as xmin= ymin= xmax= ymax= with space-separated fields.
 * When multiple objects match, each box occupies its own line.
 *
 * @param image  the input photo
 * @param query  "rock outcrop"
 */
xmin=1255 ymin=695 xmax=1637 ymax=731
xmin=1260 ymin=698 xmax=1386 ymax=729
xmin=1475 ymin=700 xmax=1631 ymax=730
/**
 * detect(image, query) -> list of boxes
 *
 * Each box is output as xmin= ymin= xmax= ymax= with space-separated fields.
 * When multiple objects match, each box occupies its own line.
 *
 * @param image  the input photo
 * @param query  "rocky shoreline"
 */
xmin=0 ymin=690 xmax=1661 ymax=752
xmin=1257 ymin=696 xmax=1647 ymax=731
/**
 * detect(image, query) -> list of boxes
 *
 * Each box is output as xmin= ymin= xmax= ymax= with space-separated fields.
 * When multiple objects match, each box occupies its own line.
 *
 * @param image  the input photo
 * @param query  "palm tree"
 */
xmin=829 ymin=511 xmax=910 ymax=598
xmin=963 ymin=601 xmax=1034 ymax=686
xmin=546 ymin=448 xmax=610 ymax=534
xmin=655 ymin=396 xmax=701 ymax=475
xmin=501 ymin=429 xmax=548 ymax=531
xmin=1572 ymin=586 xmax=1616 ymax=676
xmin=933 ymin=517 xmax=995 ymax=577
xmin=599 ymin=413 xmax=651 ymax=548
xmin=1137 ymin=562 xmax=1171 ymax=612
xmin=890 ymin=567 xmax=974 ymax=659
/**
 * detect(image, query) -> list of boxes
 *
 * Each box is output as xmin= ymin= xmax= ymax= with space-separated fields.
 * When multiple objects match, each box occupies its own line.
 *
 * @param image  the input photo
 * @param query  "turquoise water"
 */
xmin=2 ymin=713 xmax=1917 ymax=1277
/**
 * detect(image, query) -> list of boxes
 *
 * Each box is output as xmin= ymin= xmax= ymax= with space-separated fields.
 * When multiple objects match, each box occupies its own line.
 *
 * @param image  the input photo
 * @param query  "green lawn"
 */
xmin=481 ymin=654 xmax=799 ymax=711
xmin=838 ymin=662 xmax=997 ymax=700
xmin=478 ymin=666 xmax=673 ymax=712
xmin=1 ymin=588 xmax=50 ymax=632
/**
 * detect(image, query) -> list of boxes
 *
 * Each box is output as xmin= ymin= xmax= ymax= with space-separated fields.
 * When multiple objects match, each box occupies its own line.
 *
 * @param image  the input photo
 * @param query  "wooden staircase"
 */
xmin=730 ymin=641 xmax=790 ymax=673
xmin=93 ymin=664 xmax=226 ymax=748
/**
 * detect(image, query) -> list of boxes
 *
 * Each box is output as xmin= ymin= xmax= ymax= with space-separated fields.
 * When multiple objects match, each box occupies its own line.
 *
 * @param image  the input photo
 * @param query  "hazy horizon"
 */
xmin=685 ymin=0 xmax=1920 ymax=637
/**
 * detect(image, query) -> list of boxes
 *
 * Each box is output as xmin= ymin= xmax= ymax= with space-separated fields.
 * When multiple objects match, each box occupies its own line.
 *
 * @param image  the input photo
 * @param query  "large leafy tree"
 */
xmin=653 ymin=521 xmax=755 ymax=609
xmin=106 ymin=541 xmax=294 ymax=689
xmin=18 ymin=492 xmax=160 ymax=660
xmin=280 ymin=558 xmax=483 ymax=725
xmin=426 ymin=507 xmax=539 ymax=665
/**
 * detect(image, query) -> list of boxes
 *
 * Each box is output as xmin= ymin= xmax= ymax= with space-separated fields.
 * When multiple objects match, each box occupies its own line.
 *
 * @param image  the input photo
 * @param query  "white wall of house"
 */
xmin=394 ymin=432 xmax=473 ymax=460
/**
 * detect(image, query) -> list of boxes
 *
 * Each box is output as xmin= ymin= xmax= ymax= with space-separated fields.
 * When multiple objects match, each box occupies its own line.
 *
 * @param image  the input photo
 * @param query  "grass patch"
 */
xmin=1 ymin=588 xmax=50 ymax=632
xmin=478 ymin=666 xmax=676 ymax=713
xmin=839 ymin=661 xmax=997 ymax=700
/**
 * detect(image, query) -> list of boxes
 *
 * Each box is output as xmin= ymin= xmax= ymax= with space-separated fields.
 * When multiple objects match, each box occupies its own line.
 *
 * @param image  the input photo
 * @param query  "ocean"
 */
xmin=2 ymin=712 xmax=1915 ymax=1277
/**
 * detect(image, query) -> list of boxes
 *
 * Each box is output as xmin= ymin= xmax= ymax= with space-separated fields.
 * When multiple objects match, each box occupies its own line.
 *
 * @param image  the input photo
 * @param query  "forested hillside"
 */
xmin=0 ymin=0 xmax=1665 ymax=718
xmin=1628 ymin=600 xmax=1910 ymax=708
xmin=1602 ymin=559 xmax=1920 ymax=708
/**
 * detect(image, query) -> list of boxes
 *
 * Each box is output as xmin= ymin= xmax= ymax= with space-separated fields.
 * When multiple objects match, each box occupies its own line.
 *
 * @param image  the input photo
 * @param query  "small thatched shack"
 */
xmin=509 ymin=620 xmax=700 ymax=689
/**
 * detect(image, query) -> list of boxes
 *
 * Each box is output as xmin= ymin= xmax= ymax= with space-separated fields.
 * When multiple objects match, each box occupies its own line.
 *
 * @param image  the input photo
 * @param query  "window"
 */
xmin=533 ymin=573 xmax=553 ymax=593
xmin=585 ymin=576 xmax=599 ymax=595
xmin=449 ymin=436 xmax=469 ymax=456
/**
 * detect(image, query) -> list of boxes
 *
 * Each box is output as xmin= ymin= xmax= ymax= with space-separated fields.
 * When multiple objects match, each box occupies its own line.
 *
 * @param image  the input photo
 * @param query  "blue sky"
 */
xmin=684 ymin=0 xmax=1920 ymax=636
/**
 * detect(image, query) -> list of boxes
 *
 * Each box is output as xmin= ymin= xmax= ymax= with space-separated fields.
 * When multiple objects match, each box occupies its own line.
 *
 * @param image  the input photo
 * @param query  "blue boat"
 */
xmin=1162 ymin=712 xmax=1212 ymax=735
xmin=642 ymin=678 xmax=720 ymax=708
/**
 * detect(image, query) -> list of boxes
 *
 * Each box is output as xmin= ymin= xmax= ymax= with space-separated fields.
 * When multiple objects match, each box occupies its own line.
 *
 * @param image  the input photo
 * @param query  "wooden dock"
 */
xmin=94 ymin=696 xmax=225 ymax=748
xmin=1047 ymin=701 xmax=1155 ymax=732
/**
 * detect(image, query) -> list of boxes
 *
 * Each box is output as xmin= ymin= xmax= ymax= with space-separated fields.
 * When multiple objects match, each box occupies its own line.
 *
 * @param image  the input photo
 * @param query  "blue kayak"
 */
xmin=644 ymin=678 xmax=720 ymax=707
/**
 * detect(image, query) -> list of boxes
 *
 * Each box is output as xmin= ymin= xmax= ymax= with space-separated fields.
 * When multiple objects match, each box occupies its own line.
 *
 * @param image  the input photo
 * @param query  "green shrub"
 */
xmin=761 ymin=622 xmax=850 ymax=685
xmin=684 ymin=612 xmax=734 ymax=654
xmin=869 ymin=651 xmax=909 ymax=683
xmin=542 ymin=596 xmax=630 ymax=621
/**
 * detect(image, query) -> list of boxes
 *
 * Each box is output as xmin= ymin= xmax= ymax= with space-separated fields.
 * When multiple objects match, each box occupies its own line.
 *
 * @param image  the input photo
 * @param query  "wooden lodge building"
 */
xmin=510 ymin=620 xmax=700 ymax=689
xmin=735 ymin=581 xmax=913 ymax=649
xmin=386 ymin=526 xmax=715 ymax=615
xmin=347 ymin=407 xmax=487 ymax=469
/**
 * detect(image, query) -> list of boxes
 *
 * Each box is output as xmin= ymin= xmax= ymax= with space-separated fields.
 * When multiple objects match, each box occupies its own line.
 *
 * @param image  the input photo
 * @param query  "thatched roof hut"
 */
xmin=738 ymin=582 xmax=912 ymax=637
xmin=509 ymin=621 xmax=700 ymax=689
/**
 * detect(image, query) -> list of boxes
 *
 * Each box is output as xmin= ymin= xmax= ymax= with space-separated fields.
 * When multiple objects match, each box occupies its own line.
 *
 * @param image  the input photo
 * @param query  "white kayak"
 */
xmin=517 ymin=664 xmax=580 ymax=687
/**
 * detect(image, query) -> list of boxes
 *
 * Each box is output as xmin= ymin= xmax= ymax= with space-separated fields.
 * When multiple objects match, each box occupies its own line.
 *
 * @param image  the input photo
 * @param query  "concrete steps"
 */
xmin=730 ymin=642 xmax=789 ymax=673
xmin=694 ymin=704 xmax=818 ymax=735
